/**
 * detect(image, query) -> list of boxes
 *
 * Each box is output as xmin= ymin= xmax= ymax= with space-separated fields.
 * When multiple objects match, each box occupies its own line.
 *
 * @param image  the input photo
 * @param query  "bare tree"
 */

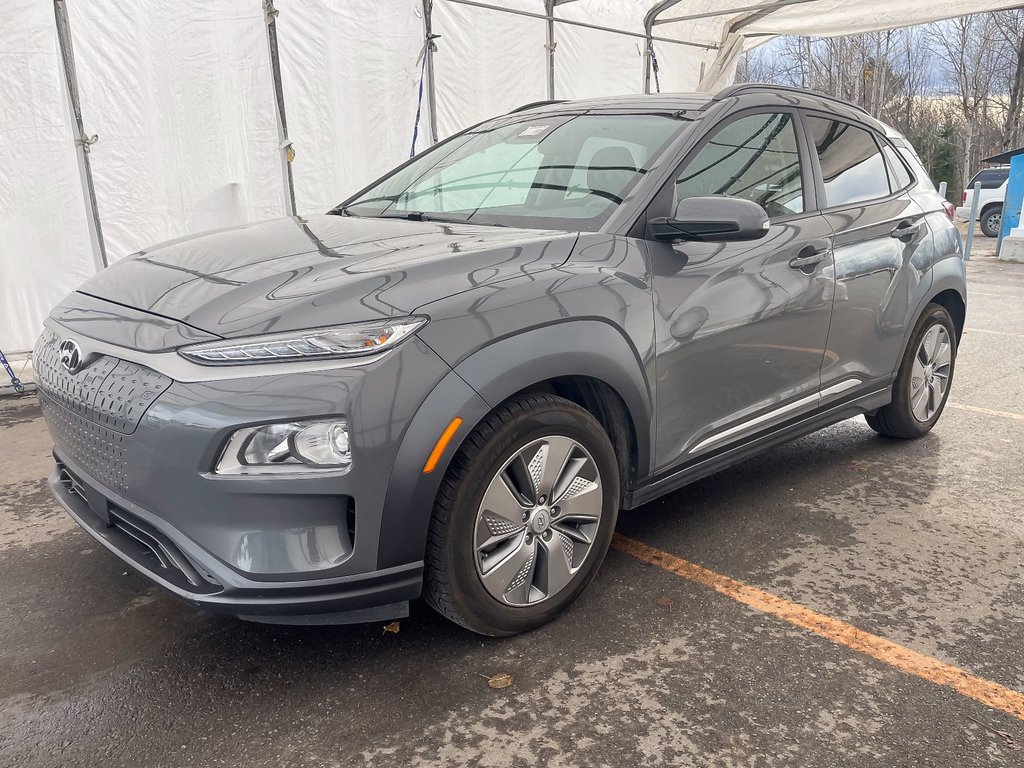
xmin=734 ymin=12 xmax=1016 ymax=197
xmin=927 ymin=16 xmax=1002 ymax=188
xmin=992 ymin=9 xmax=1024 ymax=150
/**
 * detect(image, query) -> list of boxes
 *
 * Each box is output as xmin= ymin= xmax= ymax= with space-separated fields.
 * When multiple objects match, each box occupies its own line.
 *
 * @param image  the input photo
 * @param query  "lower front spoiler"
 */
xmin=48 ymin=463 xmax=422 ymax=626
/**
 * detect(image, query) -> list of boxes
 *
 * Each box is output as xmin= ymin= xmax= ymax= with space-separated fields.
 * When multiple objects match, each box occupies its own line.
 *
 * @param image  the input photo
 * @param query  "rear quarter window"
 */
xmin=969 ymin=169 xmax=1010 ymax=189
xmin=882 ymin=144 xmax=914 ymax=191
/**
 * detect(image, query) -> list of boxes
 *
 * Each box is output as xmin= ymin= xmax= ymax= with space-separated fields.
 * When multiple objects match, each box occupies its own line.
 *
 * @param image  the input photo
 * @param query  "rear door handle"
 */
xmin=789 ymin=248 xmax=829 ymax=270
xmin=891 ymin=219 xmax=923 ymax=240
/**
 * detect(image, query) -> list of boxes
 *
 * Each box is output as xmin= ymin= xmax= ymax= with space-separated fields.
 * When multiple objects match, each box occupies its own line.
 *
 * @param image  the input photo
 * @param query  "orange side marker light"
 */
xmin=423 ymin=417 xmax=463 ymax=474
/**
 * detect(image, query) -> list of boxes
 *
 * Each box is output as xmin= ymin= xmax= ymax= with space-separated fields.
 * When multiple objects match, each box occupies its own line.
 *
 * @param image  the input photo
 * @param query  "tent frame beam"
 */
xmin=444 ymin=0 xmax=717 ymax=49
xmin=53 ymin=0 xmax=107 ymax=271
xmin=422 ymin=0 xmax=440 ymax=145
xmin=654 ymin=0 xmax=818 ymax=26
xmin=263 ymin=0 xmax=297 ymax=216
xmin=642 ymin=0 xmax=818 ymax=93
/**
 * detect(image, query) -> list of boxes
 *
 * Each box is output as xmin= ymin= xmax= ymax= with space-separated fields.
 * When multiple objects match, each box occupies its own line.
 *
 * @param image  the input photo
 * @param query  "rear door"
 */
xmin=803 ymin=114 xmax=931 ymax=398
xmin=647 ymin=109 xmax=836 ymax=471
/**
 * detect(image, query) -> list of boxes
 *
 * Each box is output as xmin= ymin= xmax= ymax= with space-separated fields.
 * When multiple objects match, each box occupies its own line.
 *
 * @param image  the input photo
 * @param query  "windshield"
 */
xmin=340 ymin=113 xmax=689 ymax=231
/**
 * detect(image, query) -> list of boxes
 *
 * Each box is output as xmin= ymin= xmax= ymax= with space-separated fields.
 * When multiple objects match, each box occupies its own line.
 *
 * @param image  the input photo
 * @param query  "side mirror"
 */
xmin=650 ymin=196 xmax=770 ymax=243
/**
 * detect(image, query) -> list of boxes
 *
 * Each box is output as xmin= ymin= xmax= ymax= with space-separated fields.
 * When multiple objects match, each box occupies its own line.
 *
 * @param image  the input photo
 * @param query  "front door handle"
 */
xmin=891 ymin=219 xmax=923 ymax=240
xmin=789 ymin=248 xmax=829 ymax=271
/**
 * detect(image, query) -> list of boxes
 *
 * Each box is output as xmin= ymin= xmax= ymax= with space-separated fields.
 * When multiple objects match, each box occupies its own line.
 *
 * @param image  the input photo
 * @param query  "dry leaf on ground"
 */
xmin=487 ymin=672 xmax=513 ymax=689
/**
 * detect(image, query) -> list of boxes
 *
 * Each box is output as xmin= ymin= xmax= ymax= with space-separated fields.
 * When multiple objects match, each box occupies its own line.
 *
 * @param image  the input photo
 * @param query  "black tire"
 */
xmin=980 ymin=205 xmax=1002 ymax=238
xmin=865 ymin=303 xmax=957 ymax=439
xmin=423 ymin=393 xmax=620 ymax=636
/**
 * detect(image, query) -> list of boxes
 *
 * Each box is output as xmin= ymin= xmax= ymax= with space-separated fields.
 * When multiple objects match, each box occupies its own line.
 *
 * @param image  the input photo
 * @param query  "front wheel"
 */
xmin=865 ymin=303 xmax=957 ymax=439
xmin=424 ymin=393 xmax=619 ymax=636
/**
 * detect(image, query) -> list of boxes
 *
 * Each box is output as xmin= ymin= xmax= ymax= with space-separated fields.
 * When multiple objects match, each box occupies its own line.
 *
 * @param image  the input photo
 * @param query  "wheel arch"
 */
xmin=929 ymin=287 xmax=966 ymax=343
xmin=377 ymin=320 xmax=653 ymax=570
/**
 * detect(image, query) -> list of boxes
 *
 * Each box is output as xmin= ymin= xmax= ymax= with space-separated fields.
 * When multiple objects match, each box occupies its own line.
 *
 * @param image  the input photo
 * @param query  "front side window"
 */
xmin=342 ymin=114 xmax=688 ymax=231
xmin=807 ymin=117 xmax=890 ymax=207
xmin=673 ymin=112 xmax=805 ymax=219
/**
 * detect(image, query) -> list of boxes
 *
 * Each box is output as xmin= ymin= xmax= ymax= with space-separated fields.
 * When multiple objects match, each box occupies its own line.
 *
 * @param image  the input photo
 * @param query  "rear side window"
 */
xmin=882 ymin=144 xmax=913 ymax=191
xmin=968 ymin=169 xmax=1010 ymax=189
xmin=806 ymin=117 xmax=890 ymax=207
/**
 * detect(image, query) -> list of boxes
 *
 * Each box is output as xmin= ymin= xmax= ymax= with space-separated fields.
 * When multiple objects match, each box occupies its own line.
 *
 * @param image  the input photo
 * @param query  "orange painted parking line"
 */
xmin=612 ymin=533 xmax=1024 ymax=721
xmin=947 ymin=403 xmax=1024 ymax=422
xmin=964 ymin=327 xmax=1024 ymax=339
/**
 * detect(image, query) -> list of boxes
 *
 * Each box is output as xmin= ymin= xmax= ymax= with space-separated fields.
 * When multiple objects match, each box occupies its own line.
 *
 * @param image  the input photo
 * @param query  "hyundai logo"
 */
xmin=58 ymin=339 xmax=83 ymax=374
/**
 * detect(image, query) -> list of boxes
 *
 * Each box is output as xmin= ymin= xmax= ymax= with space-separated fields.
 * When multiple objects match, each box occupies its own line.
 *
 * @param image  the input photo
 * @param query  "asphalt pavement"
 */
xmin=2 ymin=242 xmax=1022 ymax=767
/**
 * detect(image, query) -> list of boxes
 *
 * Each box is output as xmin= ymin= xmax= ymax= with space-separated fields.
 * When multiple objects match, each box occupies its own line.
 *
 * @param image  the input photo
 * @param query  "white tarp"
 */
xmin=1 ymin=1 xmax=95 ymax=357
xmin=66 ymin=1 xmax=284 ymax=262
xmin=3 ymin=0 xmax=1022 ymax=354
xmin=278 ymin=0 xmax=423 ymax=214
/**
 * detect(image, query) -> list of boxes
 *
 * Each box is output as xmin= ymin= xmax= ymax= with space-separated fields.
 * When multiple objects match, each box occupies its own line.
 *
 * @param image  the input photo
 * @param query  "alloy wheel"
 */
xmin=473 ymin=436 xmax=603 ymax=606
xmin=985 ymin=211 xmax=1001 ymax=234
xmin=910 ymin=324 xmax=952 ymax=422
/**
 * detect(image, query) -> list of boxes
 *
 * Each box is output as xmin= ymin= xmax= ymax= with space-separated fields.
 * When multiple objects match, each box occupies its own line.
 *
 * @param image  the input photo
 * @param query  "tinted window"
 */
xmin=882 ymin=144 xmax=913 ymax=191
xmin=807 ymin=117 xmax=890 ymax=207
xmin=674 ymin=112 xmax=804 ymax=218
xmin=344 ymin=114 xmax=686 ymax=231
xmin=968 ymin=169 xmax=1010 ymax=189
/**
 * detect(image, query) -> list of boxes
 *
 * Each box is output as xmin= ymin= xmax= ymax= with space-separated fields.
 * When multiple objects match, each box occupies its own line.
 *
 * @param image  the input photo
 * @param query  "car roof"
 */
xmin=512 ymin=93 xmax=712 ymax=116
xmin=509 ymin=85 xmax=885 ymax=131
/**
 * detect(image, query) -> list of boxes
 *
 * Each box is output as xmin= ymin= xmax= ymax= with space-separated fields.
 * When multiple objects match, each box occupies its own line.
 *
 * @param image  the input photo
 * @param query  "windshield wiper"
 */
xmin=373 ymin=211 xmax=504 ymax=226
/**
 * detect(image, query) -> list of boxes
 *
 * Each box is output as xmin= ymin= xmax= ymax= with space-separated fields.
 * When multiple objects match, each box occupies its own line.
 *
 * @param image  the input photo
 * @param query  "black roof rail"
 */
xmin=508 ymin=100 xmax=566 ymax=114
xmin=712 ymin=83 xmax=870 ymax=117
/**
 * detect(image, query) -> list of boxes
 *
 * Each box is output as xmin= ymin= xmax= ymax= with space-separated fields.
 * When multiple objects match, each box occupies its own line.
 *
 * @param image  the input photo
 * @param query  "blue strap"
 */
xmin=410 ymin=54 xmax=428 ymax=158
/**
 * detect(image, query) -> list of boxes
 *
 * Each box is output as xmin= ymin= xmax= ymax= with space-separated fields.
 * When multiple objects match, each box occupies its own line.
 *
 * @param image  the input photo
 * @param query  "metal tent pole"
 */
xmin=545 ymin=0 xmax=557 ymax=100
xmin=544 ymin=1 xmax=579 ymax=101
xmin=422 ymin=0 xmax=440 ymax=145
xmin=264 ymin=0 xmax=297 ymax=216
xmin=642 ymin=0 xmax=686 ymax=94
xmin=53 ymin=0 xmax=107 ymax=271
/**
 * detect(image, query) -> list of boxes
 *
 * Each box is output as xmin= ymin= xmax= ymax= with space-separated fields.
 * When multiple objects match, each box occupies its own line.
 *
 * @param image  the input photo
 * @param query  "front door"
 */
xmin=648 ymin=110 xmax=836 ymax=473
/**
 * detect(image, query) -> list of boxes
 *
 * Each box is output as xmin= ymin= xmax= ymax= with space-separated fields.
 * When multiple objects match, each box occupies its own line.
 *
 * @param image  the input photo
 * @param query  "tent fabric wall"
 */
xmin=4 ymin=0 xmax=1024 ymax=355
xmin=277 ymin=0 xmax=423 ymax=214
xmin=1 ymin=1 xmax=95 ymax=355
xmin=65 ymin=1 xmax=284 ymax=264
xmin=433 ymin=0 xmax=547 ymax=139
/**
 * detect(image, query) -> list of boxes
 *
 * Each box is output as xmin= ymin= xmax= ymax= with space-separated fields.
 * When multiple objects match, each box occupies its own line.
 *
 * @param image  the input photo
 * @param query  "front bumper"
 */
xmin=50 ymin=451 xmax=423 ymax=623
xmin=35 ymin=316 xmax=458 ymax=623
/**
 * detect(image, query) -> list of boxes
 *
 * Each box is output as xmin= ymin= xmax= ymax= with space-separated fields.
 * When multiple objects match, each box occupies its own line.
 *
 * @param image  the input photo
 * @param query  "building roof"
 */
xmin=984 ymin=148 xmax=1024 ymax=165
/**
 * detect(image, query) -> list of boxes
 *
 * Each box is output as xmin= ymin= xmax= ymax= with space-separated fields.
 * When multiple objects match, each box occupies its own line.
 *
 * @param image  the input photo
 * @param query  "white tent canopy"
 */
xmin=1 ymin=0 xmax=1019 ymax=353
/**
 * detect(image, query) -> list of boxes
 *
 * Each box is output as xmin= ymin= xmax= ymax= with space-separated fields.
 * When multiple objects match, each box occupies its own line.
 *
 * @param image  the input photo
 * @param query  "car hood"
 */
xmin=77 ymin=214 xmax=577 ymax=338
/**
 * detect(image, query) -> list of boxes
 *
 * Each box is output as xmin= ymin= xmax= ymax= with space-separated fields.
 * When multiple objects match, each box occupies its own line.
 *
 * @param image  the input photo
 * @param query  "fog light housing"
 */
xmin=216 ymin=419 xmax=352 ymax=474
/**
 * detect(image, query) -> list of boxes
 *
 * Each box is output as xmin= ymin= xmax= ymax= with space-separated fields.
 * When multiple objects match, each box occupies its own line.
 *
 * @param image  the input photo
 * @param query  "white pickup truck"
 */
xmin=956 ymin=166 xmax=1008 ymax=238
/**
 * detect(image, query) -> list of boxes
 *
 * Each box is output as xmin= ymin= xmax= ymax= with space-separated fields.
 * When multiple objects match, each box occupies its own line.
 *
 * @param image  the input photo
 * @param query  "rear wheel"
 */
xmin=980 ymin=205 xmax=1002 ymax=238
xmin=865 ymin=303 xmax=956 ymax=439
xmin=424 ymin=393 xmax=619 ymax=636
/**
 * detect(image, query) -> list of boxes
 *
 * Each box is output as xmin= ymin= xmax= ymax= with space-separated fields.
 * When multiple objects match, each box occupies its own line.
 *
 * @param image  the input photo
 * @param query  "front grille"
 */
xmin=46 ymin=403 xmax=130 ymax=492
xmin=34 ymin=328 xmax=171 ymax=433
xmin=35 ymin=328 xmax=172 ymax=494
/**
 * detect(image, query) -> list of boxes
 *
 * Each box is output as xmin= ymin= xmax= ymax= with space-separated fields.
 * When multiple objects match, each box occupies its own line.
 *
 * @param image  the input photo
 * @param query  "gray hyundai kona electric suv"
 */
xmin=37 ymin=85 xmax=966 ymax=635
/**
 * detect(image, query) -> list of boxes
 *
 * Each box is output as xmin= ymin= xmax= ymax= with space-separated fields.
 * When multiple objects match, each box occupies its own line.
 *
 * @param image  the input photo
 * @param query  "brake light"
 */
xmin=962 ymin=190 xmax=967 ymax=204
xmin=943 ymin=201 xmax=956 ymax=222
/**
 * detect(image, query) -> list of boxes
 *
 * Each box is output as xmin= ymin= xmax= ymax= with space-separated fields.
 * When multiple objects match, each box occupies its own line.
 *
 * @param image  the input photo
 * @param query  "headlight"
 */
xmin=179 ymin=317 xmax=427 ymax=365
xmin=215 ymin=419 xmax=352 ymax=474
